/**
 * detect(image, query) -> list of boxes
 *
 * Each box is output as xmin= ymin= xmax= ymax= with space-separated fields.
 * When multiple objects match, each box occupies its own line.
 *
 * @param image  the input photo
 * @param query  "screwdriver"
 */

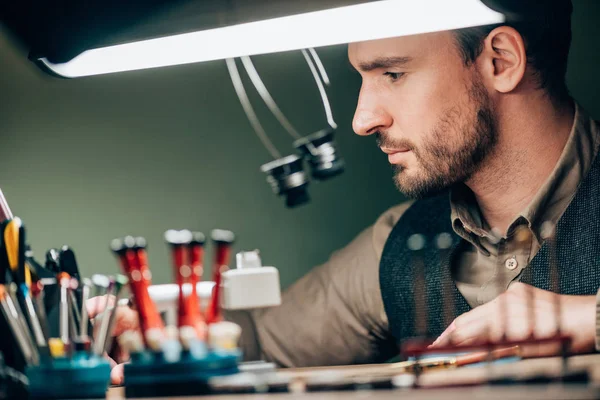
xmin=58 ymin=247 xmax=84 ymax=327
xmin=188 ymin=232 xmax=205 ymax=321
xmin=111 ymin=237 xmax=165 ymax=351
xmin=58 ymin=272 xmax=72 ymax=347
xmin=79 ymin=278 xmax=92 ymax=340
xmin=4 ymin=219 xmax=47 ymax=356
xmin=94 ymin=275 xmax=128 ymax=356
xmin=0 ymin=284 xmax=35 ymax=364
xmin=206 ymin=230 xmax=235 ymax=324
xmin=165 ymin=230 xmax=205 ymax=344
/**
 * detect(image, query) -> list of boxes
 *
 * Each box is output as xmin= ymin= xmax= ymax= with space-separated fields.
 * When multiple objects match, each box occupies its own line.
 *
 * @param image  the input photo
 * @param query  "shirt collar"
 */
xmin=450 ymin=103 xmax=599 ymax=248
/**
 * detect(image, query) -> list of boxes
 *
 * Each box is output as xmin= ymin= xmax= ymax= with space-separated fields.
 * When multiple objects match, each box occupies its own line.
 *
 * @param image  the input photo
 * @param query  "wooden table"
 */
xmin=105 ymin=354 xmax=600 ymax=400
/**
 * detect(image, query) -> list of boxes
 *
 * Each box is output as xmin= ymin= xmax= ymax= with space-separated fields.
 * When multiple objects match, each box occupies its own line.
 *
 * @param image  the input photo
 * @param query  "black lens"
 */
xmin=294 ymin=128 xmax=345 ymax=180
xmin=260 ymin=155 xmax=310 ymax=208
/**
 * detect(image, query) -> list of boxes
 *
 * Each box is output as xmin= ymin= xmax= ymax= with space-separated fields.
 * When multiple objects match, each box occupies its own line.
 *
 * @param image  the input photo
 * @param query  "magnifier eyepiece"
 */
xmin=294 ymin=128 xmax=345 ymax=180
xmin=260 ymin=155 xmax=310 ymax=208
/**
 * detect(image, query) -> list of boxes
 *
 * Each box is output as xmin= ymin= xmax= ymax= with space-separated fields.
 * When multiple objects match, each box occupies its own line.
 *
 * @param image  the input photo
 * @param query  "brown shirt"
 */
xmin=227 ymin=104 xmax=600 ymax=366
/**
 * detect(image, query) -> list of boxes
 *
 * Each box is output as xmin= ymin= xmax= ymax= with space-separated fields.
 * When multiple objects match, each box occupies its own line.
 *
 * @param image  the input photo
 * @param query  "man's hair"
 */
xmin=453 ymin=0 xmax=573 ymax=103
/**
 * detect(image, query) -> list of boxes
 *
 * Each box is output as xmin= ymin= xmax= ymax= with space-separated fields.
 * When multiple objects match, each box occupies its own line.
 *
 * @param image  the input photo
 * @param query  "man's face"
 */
xmin=349 ymin=32 xmax=497 ymax=198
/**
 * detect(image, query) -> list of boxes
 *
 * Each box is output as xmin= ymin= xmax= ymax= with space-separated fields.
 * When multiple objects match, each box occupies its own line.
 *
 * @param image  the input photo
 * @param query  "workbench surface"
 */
xmin=105 ymin=354 xmax=600 ymax=399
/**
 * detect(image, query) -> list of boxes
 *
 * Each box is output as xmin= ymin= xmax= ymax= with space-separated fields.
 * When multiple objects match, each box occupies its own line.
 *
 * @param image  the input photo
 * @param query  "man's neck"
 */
xmin=466 ymin=95 xmax=575 ymax=235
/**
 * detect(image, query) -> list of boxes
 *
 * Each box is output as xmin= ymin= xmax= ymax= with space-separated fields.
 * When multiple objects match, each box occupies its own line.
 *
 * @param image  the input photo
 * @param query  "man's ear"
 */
xmin=478 ymin=26 xmax=527 ymax=93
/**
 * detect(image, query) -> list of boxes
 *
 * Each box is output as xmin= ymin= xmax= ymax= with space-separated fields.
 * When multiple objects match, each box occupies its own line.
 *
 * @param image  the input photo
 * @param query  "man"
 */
xmin=101 ymin=0 xmax=600 ymax=383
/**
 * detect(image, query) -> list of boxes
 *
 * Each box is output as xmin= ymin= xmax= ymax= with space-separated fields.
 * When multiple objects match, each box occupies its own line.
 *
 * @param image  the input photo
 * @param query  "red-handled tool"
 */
xmin=111 ymin=237 xmax=164 ymax=350
xmin=206 ymin=229 xmax=235 ymax=324
xmin=165 ymin=230 xmax=205 ymax=339
xmin=188 ymin=232 xmax=205 ymax=320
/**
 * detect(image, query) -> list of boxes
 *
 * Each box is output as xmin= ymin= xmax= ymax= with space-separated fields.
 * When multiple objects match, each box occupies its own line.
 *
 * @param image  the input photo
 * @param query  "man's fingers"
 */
xmin=111 ymin=363 xmax=126 ymax=386
xmin=88 ymin=296 xmax=140 ymax=338
xmin=448 ymin=319 xmax=491 ymax=346
xmin=86 ymin=295 xmax=116 ymax=319
xmin=103 ymin=352 xmax=118 ymax=369
xmin=112 ymin=305 xmax=140 ymax=337
xmin=433 ymin=303 xmax=494 ymax=347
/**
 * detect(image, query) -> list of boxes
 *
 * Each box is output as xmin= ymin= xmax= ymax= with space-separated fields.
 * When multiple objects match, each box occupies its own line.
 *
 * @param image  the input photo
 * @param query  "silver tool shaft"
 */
xmin=80 ymin=278 xmax=92 ymax=338
xmin=94 ymin=279 xmax=117 ymax=355
xmin=0 ymin=288 xmax=35 ymax=364
xmin=8 ymin=284 xmax=40 ymax=365
xmin=0 ymin=188 xmax=14 ymax=221
xmin=33 ymin=289 xmax=50 ymax=340
xmin=24 ymin=294 xmax=47 ymax=348
xmin=102 ymin=275 xmax=128 ymax=355
xmin=59 ymin=276 xmax=70 ymax=345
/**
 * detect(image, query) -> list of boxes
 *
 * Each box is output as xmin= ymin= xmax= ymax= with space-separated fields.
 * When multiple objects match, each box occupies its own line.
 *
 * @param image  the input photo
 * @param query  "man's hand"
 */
xmin=86 ymin=296 xmax=139 ymax=384
xmin=430 ymin=283 xmax=597 ymax=357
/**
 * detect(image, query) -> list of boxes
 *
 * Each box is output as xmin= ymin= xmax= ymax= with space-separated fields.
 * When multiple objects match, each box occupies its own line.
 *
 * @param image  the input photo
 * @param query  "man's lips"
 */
xmin=380 ymin=147 xmax=410 ymax=155
xmin=380 ymin=147 xmax=411 ymax=164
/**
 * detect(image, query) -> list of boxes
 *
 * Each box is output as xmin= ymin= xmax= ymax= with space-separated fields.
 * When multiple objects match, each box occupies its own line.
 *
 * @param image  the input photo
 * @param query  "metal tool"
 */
xmin=58 ymin=273 xmax=71 ymax=346
xmin=3 ymin=220 xmax=47 ymax=356
xmin=90 ymin=274 xmax=110 ymax=349
xmin=8 ymin=283 xmax=40 ymax=364
xmin=79 ymin=278 xmax=92 ymax=339
xmin=94 ymin=275 xmax=128 ymax=355
xmin=0 ymin=284 xmax=35 ymax=364
xmin=67 ymin=278 xmax=80 ymax=344
xmin=30 ymin=280 xmax=50 ymax=340
xmin=0 ymin=189 xmax=14 ymax=222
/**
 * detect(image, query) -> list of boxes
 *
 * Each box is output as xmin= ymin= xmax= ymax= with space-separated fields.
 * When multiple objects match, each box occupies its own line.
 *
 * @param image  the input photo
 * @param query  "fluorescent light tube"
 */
xmin=36 ymin=0 xmax=504 ymax=78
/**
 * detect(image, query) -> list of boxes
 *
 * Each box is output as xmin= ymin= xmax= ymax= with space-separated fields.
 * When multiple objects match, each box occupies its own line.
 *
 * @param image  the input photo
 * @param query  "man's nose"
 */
xmin=352 ymin=91 xmax=392 ymax=136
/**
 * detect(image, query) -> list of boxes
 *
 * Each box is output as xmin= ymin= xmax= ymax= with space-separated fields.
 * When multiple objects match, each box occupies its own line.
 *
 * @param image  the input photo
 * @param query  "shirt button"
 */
xmin=505 ymin=256 xmax=518 ymax=270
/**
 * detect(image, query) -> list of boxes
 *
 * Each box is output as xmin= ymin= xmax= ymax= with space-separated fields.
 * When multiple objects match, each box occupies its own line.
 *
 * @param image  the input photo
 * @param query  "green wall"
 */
xmin=0 ymin=0 xmax=599 ymax=288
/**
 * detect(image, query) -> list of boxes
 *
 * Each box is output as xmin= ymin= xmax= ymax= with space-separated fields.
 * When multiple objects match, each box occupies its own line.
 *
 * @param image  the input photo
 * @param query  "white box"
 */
xmin=220 ymin=265 xmax=281 ymax=310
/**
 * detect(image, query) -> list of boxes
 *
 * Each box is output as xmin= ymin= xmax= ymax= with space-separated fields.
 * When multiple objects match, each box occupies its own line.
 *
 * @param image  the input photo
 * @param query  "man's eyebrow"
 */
xmin=357 ymin=56 xmax=413 ymax=72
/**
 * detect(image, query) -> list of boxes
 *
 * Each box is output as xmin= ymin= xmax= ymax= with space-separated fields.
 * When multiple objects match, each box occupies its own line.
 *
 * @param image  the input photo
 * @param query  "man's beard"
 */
xmin=376 ymin=76 xmax=497 ymax=199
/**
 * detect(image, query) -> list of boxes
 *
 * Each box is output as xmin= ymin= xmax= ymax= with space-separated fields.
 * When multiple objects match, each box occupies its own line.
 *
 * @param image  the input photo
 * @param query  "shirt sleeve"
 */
xmin=226 ymin=202 xmax=412 ymax=367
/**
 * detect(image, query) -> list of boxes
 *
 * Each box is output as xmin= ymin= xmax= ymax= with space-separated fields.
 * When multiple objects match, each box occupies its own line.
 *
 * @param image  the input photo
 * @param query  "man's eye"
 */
xmin=384 ymin=72 xmax=404 ymax=82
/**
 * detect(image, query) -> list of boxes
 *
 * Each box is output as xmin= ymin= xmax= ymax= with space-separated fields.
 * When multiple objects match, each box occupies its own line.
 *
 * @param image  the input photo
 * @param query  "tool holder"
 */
xmin=124 ymin=348 xmax=242 ymax=398
xmin=26 ymin=352 xmax=111 ymax=399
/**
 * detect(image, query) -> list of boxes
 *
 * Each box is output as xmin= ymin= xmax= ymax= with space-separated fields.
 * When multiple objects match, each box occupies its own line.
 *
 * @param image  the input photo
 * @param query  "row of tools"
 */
xmin=0 ymin=189 xmax=244 ymax=398
xmin=1 ymin=225 xmax=239 ymax=369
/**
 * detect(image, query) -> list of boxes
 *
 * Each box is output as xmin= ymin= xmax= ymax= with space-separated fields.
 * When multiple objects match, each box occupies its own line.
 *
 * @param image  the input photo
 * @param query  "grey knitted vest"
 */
xmin=379 ymin=150 xmax=600 ymax=343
